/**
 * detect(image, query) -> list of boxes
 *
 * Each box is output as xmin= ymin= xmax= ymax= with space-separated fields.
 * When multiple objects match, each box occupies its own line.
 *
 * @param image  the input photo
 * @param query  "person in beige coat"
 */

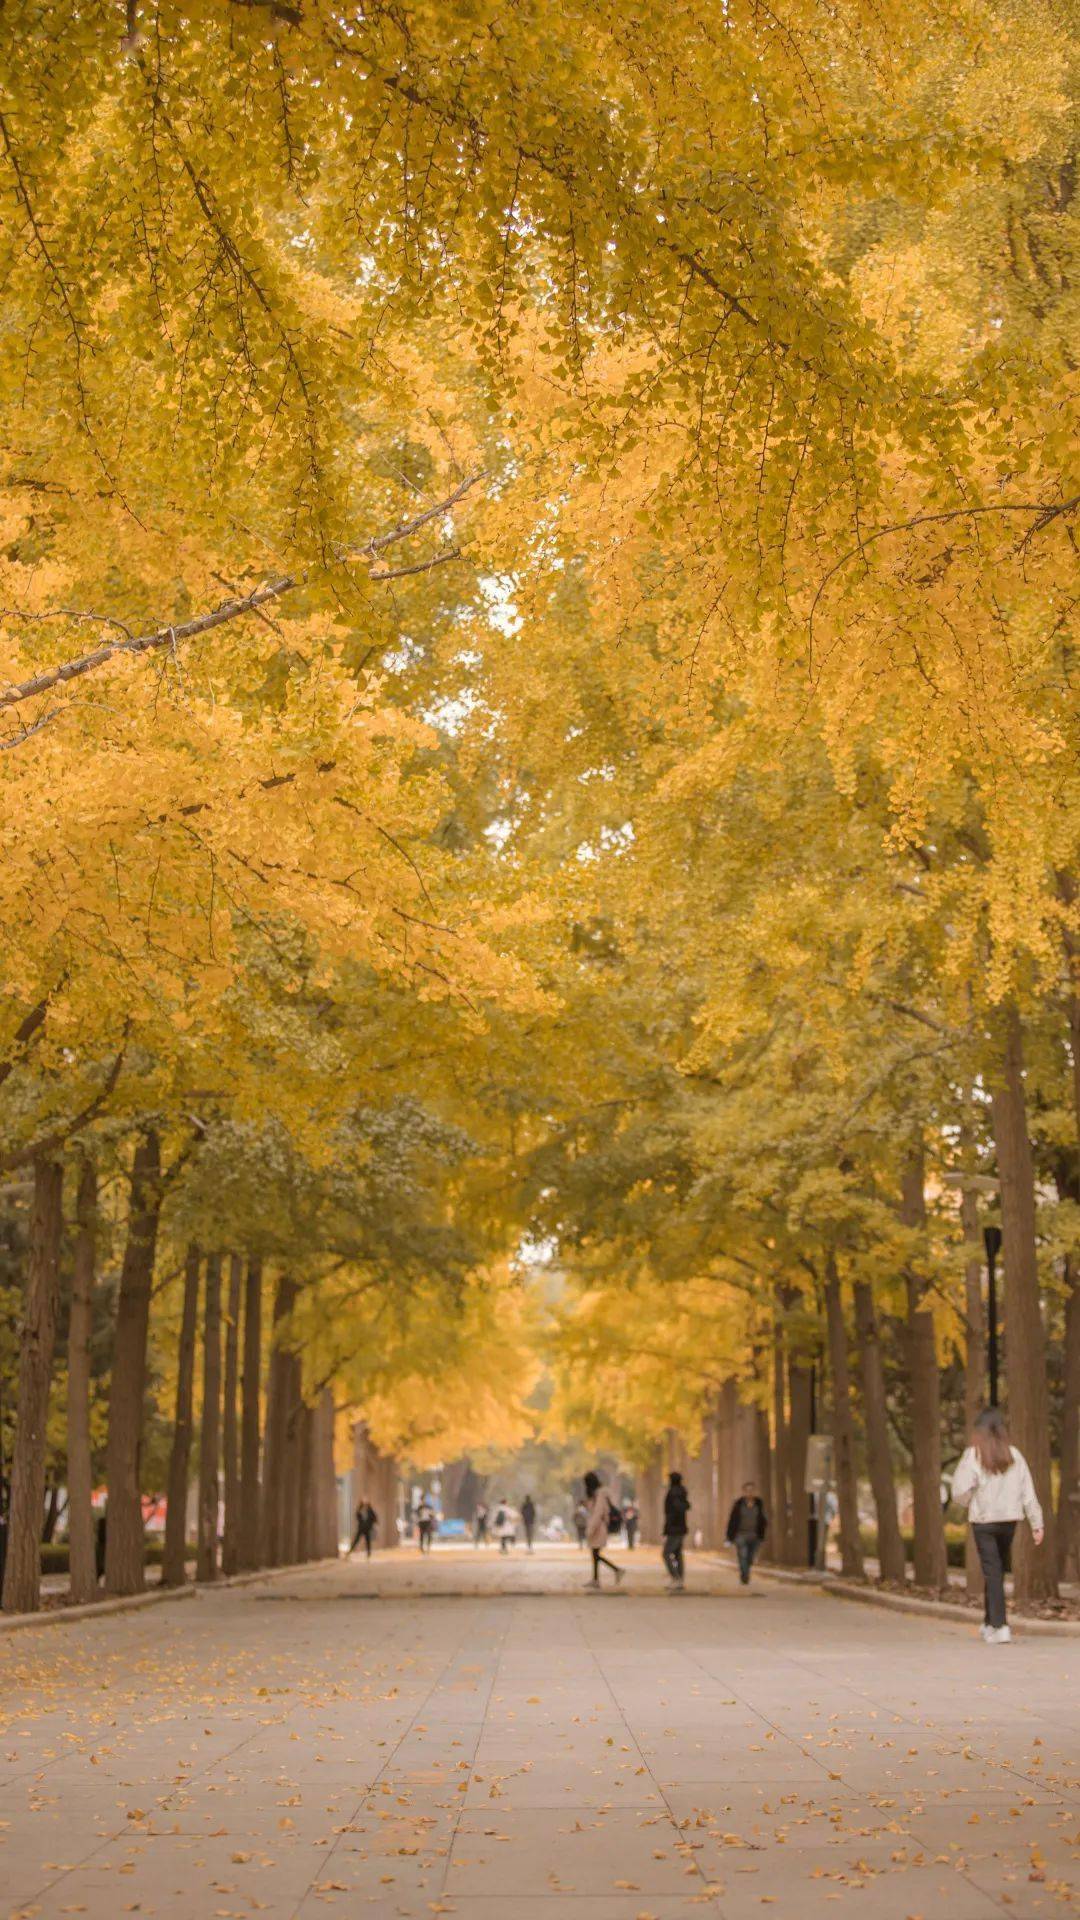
xmin=952 ymin=1407 xmax=1044 ymax=1643
xmin=583 ymin=1471 xmax=624 ymax=1589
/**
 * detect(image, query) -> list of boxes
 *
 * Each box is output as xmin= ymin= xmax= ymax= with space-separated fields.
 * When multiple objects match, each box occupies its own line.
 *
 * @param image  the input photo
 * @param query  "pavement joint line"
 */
xmin=435 ymin=1600 xmax=513 ymax=1902
xmin=287 ymin=1592 xmax=504 ymax=1918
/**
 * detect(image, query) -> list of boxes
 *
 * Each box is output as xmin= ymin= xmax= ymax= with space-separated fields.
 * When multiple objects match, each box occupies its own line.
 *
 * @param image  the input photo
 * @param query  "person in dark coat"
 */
xmin=662 ymin=1471 xmax=690 ymax=1591
xmin=521 ymin=1493 xmax=537 ymax=1552
xmin=622 ymin=1499 xmax=639 ymax=1550
xmin=351 ymin=1499 xmax=378 ymax=1558
xmin=725 ymin=1481 xmax=768 ymax=1585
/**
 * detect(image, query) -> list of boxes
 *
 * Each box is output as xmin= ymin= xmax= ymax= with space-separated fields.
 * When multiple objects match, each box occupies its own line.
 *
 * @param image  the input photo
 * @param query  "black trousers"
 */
xmin=973 ymin=1520 xmax=1016 ymax=1629
xmin=662 ymin=1533 xmax=685 ymax=1582
xmin=591 ymin=1545 xmax=618 ymax=1581
xmin=351 ymin=1524 xmax=373 ymax=1557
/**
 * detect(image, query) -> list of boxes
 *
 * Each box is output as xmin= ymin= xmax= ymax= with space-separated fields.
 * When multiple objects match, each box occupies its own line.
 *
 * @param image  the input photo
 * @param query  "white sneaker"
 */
xmin=990 ymin=1625 xmax=1012 ymax=1644
xmin=979 ymin=1624 xmax=994 ymax=1642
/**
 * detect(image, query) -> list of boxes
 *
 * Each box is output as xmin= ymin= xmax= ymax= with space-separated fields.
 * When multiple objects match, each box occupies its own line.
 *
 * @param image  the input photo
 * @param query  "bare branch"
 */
xmin=0 ymin=471 xmax=487 ymax=717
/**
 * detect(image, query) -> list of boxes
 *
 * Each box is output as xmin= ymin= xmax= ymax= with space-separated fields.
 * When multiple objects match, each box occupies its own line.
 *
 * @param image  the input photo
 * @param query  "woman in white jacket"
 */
xmin=951 ymin=1408 xmax=1043 ymax=1643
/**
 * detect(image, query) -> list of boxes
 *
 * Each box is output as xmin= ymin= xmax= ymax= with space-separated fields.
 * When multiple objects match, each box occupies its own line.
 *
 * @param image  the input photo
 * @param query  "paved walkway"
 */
xmin=3 ymin=1548 xmax=1079 ymax=1919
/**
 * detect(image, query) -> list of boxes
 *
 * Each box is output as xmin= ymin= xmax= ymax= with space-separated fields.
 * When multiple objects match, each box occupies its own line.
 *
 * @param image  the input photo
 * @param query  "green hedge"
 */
xmin=41 ymin=1539 xmax=167 ymax=1575
xmin=858 ymin=1524 xmax=968 ymax=1571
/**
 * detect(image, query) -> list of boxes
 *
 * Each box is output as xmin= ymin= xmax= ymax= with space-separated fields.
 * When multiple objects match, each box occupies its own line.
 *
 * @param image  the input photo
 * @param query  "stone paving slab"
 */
xmin=1 ymin=1546 xmax=1079 ymax=1919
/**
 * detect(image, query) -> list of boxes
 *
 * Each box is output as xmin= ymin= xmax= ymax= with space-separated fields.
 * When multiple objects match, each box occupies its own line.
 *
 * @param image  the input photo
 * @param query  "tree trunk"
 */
xmin=196 ymin=1253 xmax=222 ymax=1582
xmin=960 ymin=1180 xmax=987 ymax=1599
xmin=824 ymin=1257 xmax=864 ymax=1578
xmin=222 ymin=1253 xmax=242 ymax=1576
xmin=2 ymin=1158 xmax=64 ymax=1613
xmin=1058 ymin=1260 xmax=1080 ymax=1583
xmin=990 ymin=1002 xmax=1058 ymax=1600
xmin=66 ymin=1156 xmax=98 ymax=1604
xmin=771 ymin=1317 xmax=790 ymax=1563
xmin=239 ymin=1254 xmax=262 ymax=1570
xmin=260 ymin=1274 xmax=297 ymax=1567
xmin=297 ymin=1401 xmax=314 ymax=1563
xmin=901 ymin=1144 xmax=949 ymax=1592
xmin=162 ymin=1246 xmax=200 ymax=1588
xmin=318 ymin=1390 xmax=339 ymax=1557
xmin=853 ymin=1278 xmax=905 ymax=1584
xmin=787 ymin=1356 xmax=812 ymax=1566
xmin=104 ymin=1131 xmax=164 ymax=1596
xmin=280 ymin=1352 xmax=304 ymax=1564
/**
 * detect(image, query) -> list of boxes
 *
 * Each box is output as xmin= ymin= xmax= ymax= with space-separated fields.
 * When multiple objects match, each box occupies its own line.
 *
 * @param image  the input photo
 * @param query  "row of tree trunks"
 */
xmin=901 ymin=1142 xmax=949 ymax=1592
xmin=66 ymin=1157 xmax=98 ymax=1606
xmin=104 ymin=1130 xmax=165 ymax=1596
xmin=824 ymin=1256 xmax=865 ymax=1579
xmin=1059 ymin=1258 xmax=1080 ymax=1583
xmin=222 ymin=1253 xmax=242 ymax=1576
xmin=1 ymin=1158 xmax=64 ymax=1613
xmin=196 ymin=1253 xmax=223 ymax=1581
xmin=991 ymin=1003 xmax=1057 ymax=1601
xmin=853 ymin=1279 xmax=906 ymax=1584
xmin=162 ymin=1245 xmax=201 ymax=1587
xmin=240 ymin=1253 xmax=263 ymax=1570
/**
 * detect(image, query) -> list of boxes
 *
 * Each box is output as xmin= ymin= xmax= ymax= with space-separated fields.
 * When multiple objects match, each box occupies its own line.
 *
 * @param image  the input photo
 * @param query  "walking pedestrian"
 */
xmin=573 ymin=1499 xmax=588 ymax=1549
xmin=662 ymin=1470 xmax=690 ymax=1591
xmin=622 ymin=1498 xmax=639 ymax=1549
xmin=725 ymin=1480 xmax=767 ymax=1585
xmin=521 ymin=1493 xmax=537 ymax=1553
xmin=351 ymin=1498 xmax=378 ymax=1558
xmin=952 ymin=1408 xmax=1043 ymax=1643
xmin=583 ymin=1471 xmax=624 ymax=1589
xmin=416 ymin=1495 xmax=435 ymax=1553
xmin=495 ymin=1498 xmax=517 ymax=1554
xmin=474 ymin=1500 xmax=489 ymax=1547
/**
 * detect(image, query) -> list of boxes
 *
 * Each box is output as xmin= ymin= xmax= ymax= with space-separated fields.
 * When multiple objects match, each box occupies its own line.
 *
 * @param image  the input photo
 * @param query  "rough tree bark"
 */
xmin=280 ymin=1352 xmax=304 ymax=1565
xmin=1059 ymin=1258 xmax=1080 ymax=1583
xmin=66 ymin=1156 xmax=99 ymax=1605
xmin=222 ymin=1253 xmax=242 ymax=1576
xmin=787 ymin=1355 xmax=812 ymax=1566
xmin=771 ymin=1316 xmax=791 ymax=1564
xmin=901 ymin=1143 xmax=949 ymax=1592
xmin=239 ymin=1253 xmax=262 ymax=1570
xmin=260 ymin=1274 xmax=298 ymax=1567
xmin=2 ymin=1157 xmax=64 ymax=1614
xmin=104 ymin=1130 xmax=165 ymax=1596
xmin=196 ymin=1253 xmax=222 ymax=1582
xmin=162 ymin=1246 xmax=200 ymax=1588
xmin=824 ymin=1255 xmax=865 ymax=1578
xmin=990 ymin=1001 xmax=1057 ymax=1600
xmin=960 ymin=1180 xmax=987 ymax=1598
xmin=853 ymin=1278 xmax=906 ymax=1584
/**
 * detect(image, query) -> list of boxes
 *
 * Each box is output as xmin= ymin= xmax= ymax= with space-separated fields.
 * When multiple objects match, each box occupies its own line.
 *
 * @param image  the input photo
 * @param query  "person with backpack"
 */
xmin=662 ymin=1470 xmax=690 ymax=1591
xmin=521 ymin=1493 xmax=537 ymax=1553
xmin=725 ymin=1481 xmax=767 ymax=1585
xmin=952 ymin=1407 xmax=1044 ymax=1643
xmin=583 ymin=1471 xmax=624 ymax=1588
xmin=622 ymin=1498 xmax=639 ymax=1550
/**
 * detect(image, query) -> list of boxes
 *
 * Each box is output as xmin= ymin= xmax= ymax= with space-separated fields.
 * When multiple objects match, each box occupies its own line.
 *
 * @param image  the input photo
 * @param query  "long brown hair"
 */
xmin=972 ymin=1408 xmax=1013 ymax=1474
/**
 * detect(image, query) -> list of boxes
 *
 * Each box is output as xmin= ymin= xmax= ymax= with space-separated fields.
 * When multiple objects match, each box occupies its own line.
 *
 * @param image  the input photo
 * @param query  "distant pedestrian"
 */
xmin=622 ymin=1499 xmax=639 ymax=1550
xmin=952 ymin=1408 xmax=1044 ymax=1644
xmin=521 ymin=1493 xmax=537 ymax=1553
xmin=417 ymin=1496 xmax=435 ymax=1553
xmin=495 ymin=1499 xmax=517 ymax=1554
xmin=662 ymin=1471 xmax=690 ymax=1591
xmin=573 ymin=1499 xmax=588 ymax=1548
xmin=725 ymin=1481 xmax=767 ymax=1585
xmin=351 ymin=1499 xmax=378 ymax=1558
xmin=583 ymin=1471 xmax=624 ymax=1589
xmin=474 ymin=1500 xmax=489 ymax=1547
